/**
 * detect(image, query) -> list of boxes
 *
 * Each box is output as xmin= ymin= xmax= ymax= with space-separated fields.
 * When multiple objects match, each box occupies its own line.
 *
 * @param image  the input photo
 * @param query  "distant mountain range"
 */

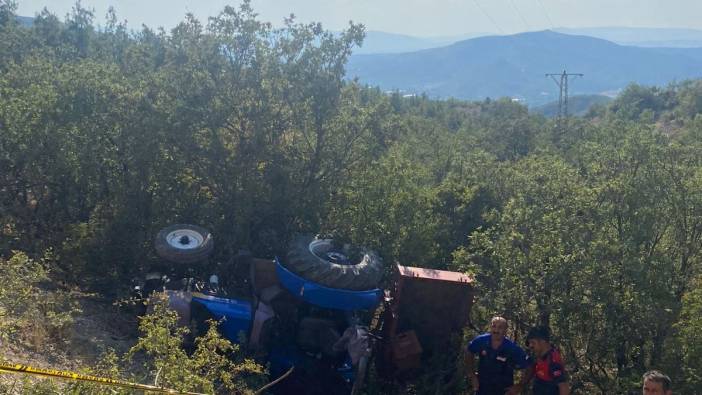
xmin=353 ymin=31 xmax=487 ymax=54
xmin=347 ymin=30 xmax=702 ymax=106
xmin=356 ymin=27 xmax=702 ymax=56
xmin=16 ymin=16 xmax=33 ymax=27
xmin=555 ymin=27 xmax=702 ymax=48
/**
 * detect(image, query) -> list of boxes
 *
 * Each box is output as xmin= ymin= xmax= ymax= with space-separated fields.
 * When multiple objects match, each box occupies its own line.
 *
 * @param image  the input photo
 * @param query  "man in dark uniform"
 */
xmin=466 ymin=317 xmax=532 ymax=395
xmin=526 ymin=326 xmax=570 ymax=395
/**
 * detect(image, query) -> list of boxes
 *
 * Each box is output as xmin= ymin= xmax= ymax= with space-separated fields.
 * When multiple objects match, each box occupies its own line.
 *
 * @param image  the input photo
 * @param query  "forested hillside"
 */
xmin=534 ymin=94 xmax=612 ymax=117
xmin=2 ymin=1 xmax=702 ymax=394
xmin=346 ymin=30 xmax=702 ymax=105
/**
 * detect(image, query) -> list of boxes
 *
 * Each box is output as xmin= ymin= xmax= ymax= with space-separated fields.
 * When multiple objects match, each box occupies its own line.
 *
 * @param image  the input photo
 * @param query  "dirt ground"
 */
xmin=1 ymin=292 xmax=139 ymax=386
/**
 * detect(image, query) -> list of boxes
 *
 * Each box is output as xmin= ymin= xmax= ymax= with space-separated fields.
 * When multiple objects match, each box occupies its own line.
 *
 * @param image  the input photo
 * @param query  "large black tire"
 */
xmin=284 ymin=234 xmax=383 ymax=291
xmin=155 ymin=224 xmax=214 ymax=264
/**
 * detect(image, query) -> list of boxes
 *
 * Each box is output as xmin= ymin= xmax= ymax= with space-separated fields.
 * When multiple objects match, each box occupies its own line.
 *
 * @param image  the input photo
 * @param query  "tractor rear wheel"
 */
xmin=283 ymin=234 xmax=383 ymax=291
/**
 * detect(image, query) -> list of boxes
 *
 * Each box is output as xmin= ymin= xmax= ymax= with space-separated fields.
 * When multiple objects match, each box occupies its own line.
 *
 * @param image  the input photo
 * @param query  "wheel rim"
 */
xmin=165 ymin=229 xmax=205 ymax=250
xmin=309 ymin=239 xmax=352 ymax=265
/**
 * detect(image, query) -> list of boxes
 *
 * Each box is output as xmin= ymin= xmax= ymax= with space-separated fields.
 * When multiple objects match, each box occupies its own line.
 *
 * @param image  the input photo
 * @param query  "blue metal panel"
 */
xmin=192 ymin=293 xmax=252 ymax=342
xmin=274 ymin=257 xmax=382 ymax=311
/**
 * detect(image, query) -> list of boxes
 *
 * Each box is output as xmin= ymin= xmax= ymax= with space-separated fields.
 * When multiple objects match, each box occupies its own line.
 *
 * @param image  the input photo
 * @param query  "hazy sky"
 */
xmin=15 ymin=0 xmax=702 ymax=37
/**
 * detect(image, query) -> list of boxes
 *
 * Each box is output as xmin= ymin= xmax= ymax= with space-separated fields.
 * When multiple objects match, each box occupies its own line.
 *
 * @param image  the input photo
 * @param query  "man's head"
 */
xmin=642 ymin=370 xmax=672 ymax=395
xmin=526 ymin=326 xmax=551 ymax=356
xmin=489 ymin=316 xmax=508 ymax=342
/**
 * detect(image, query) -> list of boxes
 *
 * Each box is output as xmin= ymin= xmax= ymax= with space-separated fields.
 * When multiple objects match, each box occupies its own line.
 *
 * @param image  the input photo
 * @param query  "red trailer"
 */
xmin=380 ymin=264 xmax=474 ymax=374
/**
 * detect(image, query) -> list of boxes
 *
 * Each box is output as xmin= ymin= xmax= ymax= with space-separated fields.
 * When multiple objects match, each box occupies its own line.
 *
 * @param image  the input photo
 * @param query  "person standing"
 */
xmin=642 ymin=370 xmax=672 ymax=395
xmin=466 ymin=316 xmax=532 ymax=395
xmin=526 ymin=326 xmax=570 ymax=395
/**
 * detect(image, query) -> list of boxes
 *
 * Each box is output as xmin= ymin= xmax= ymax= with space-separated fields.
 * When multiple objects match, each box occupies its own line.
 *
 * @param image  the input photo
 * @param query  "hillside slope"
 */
xmin=347 ymin=30 xmax=702 ymax=105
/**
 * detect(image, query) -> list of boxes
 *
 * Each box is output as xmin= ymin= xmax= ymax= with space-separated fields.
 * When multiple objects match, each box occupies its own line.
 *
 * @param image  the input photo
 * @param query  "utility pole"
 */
xmin=545 ymin=70 xmax=583 ymax=133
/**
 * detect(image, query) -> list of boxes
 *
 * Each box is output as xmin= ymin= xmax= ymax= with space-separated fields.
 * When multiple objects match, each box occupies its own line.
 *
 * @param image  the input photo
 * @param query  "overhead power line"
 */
xmin=535 ymin=0 xmax=555 ymax=29
xmin=472 ymin=0 xmax=504 ymax=34
xmin=509 ymin=0 xmax=531 ymax=31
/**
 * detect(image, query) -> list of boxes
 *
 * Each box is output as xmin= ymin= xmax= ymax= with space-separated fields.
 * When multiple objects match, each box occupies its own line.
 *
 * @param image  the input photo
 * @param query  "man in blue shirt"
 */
xmin=466 ymin=317 xmax=532 ymax=395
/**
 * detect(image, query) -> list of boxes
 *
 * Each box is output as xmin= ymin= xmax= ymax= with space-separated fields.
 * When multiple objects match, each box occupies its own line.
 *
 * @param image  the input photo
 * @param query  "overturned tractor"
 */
xmin=135 ymin=224 xmax=474 ymax=395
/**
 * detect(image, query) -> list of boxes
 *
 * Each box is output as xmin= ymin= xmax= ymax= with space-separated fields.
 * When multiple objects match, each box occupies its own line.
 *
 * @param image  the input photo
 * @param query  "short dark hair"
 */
xmin=643 ymin=370 xmax=671 ymax=391
xmin=526 ymin=326 xmax=550 ymax=342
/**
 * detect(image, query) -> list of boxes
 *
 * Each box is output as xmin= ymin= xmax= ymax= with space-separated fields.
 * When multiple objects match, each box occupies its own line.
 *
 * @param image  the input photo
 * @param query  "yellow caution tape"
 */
xmin=0 ymin=361 xmax=211 ymax=394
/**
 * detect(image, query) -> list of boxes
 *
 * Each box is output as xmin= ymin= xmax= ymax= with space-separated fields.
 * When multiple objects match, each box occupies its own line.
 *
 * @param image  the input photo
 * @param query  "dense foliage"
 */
xmin=1 ymin=1 xmax=702 ymax=393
